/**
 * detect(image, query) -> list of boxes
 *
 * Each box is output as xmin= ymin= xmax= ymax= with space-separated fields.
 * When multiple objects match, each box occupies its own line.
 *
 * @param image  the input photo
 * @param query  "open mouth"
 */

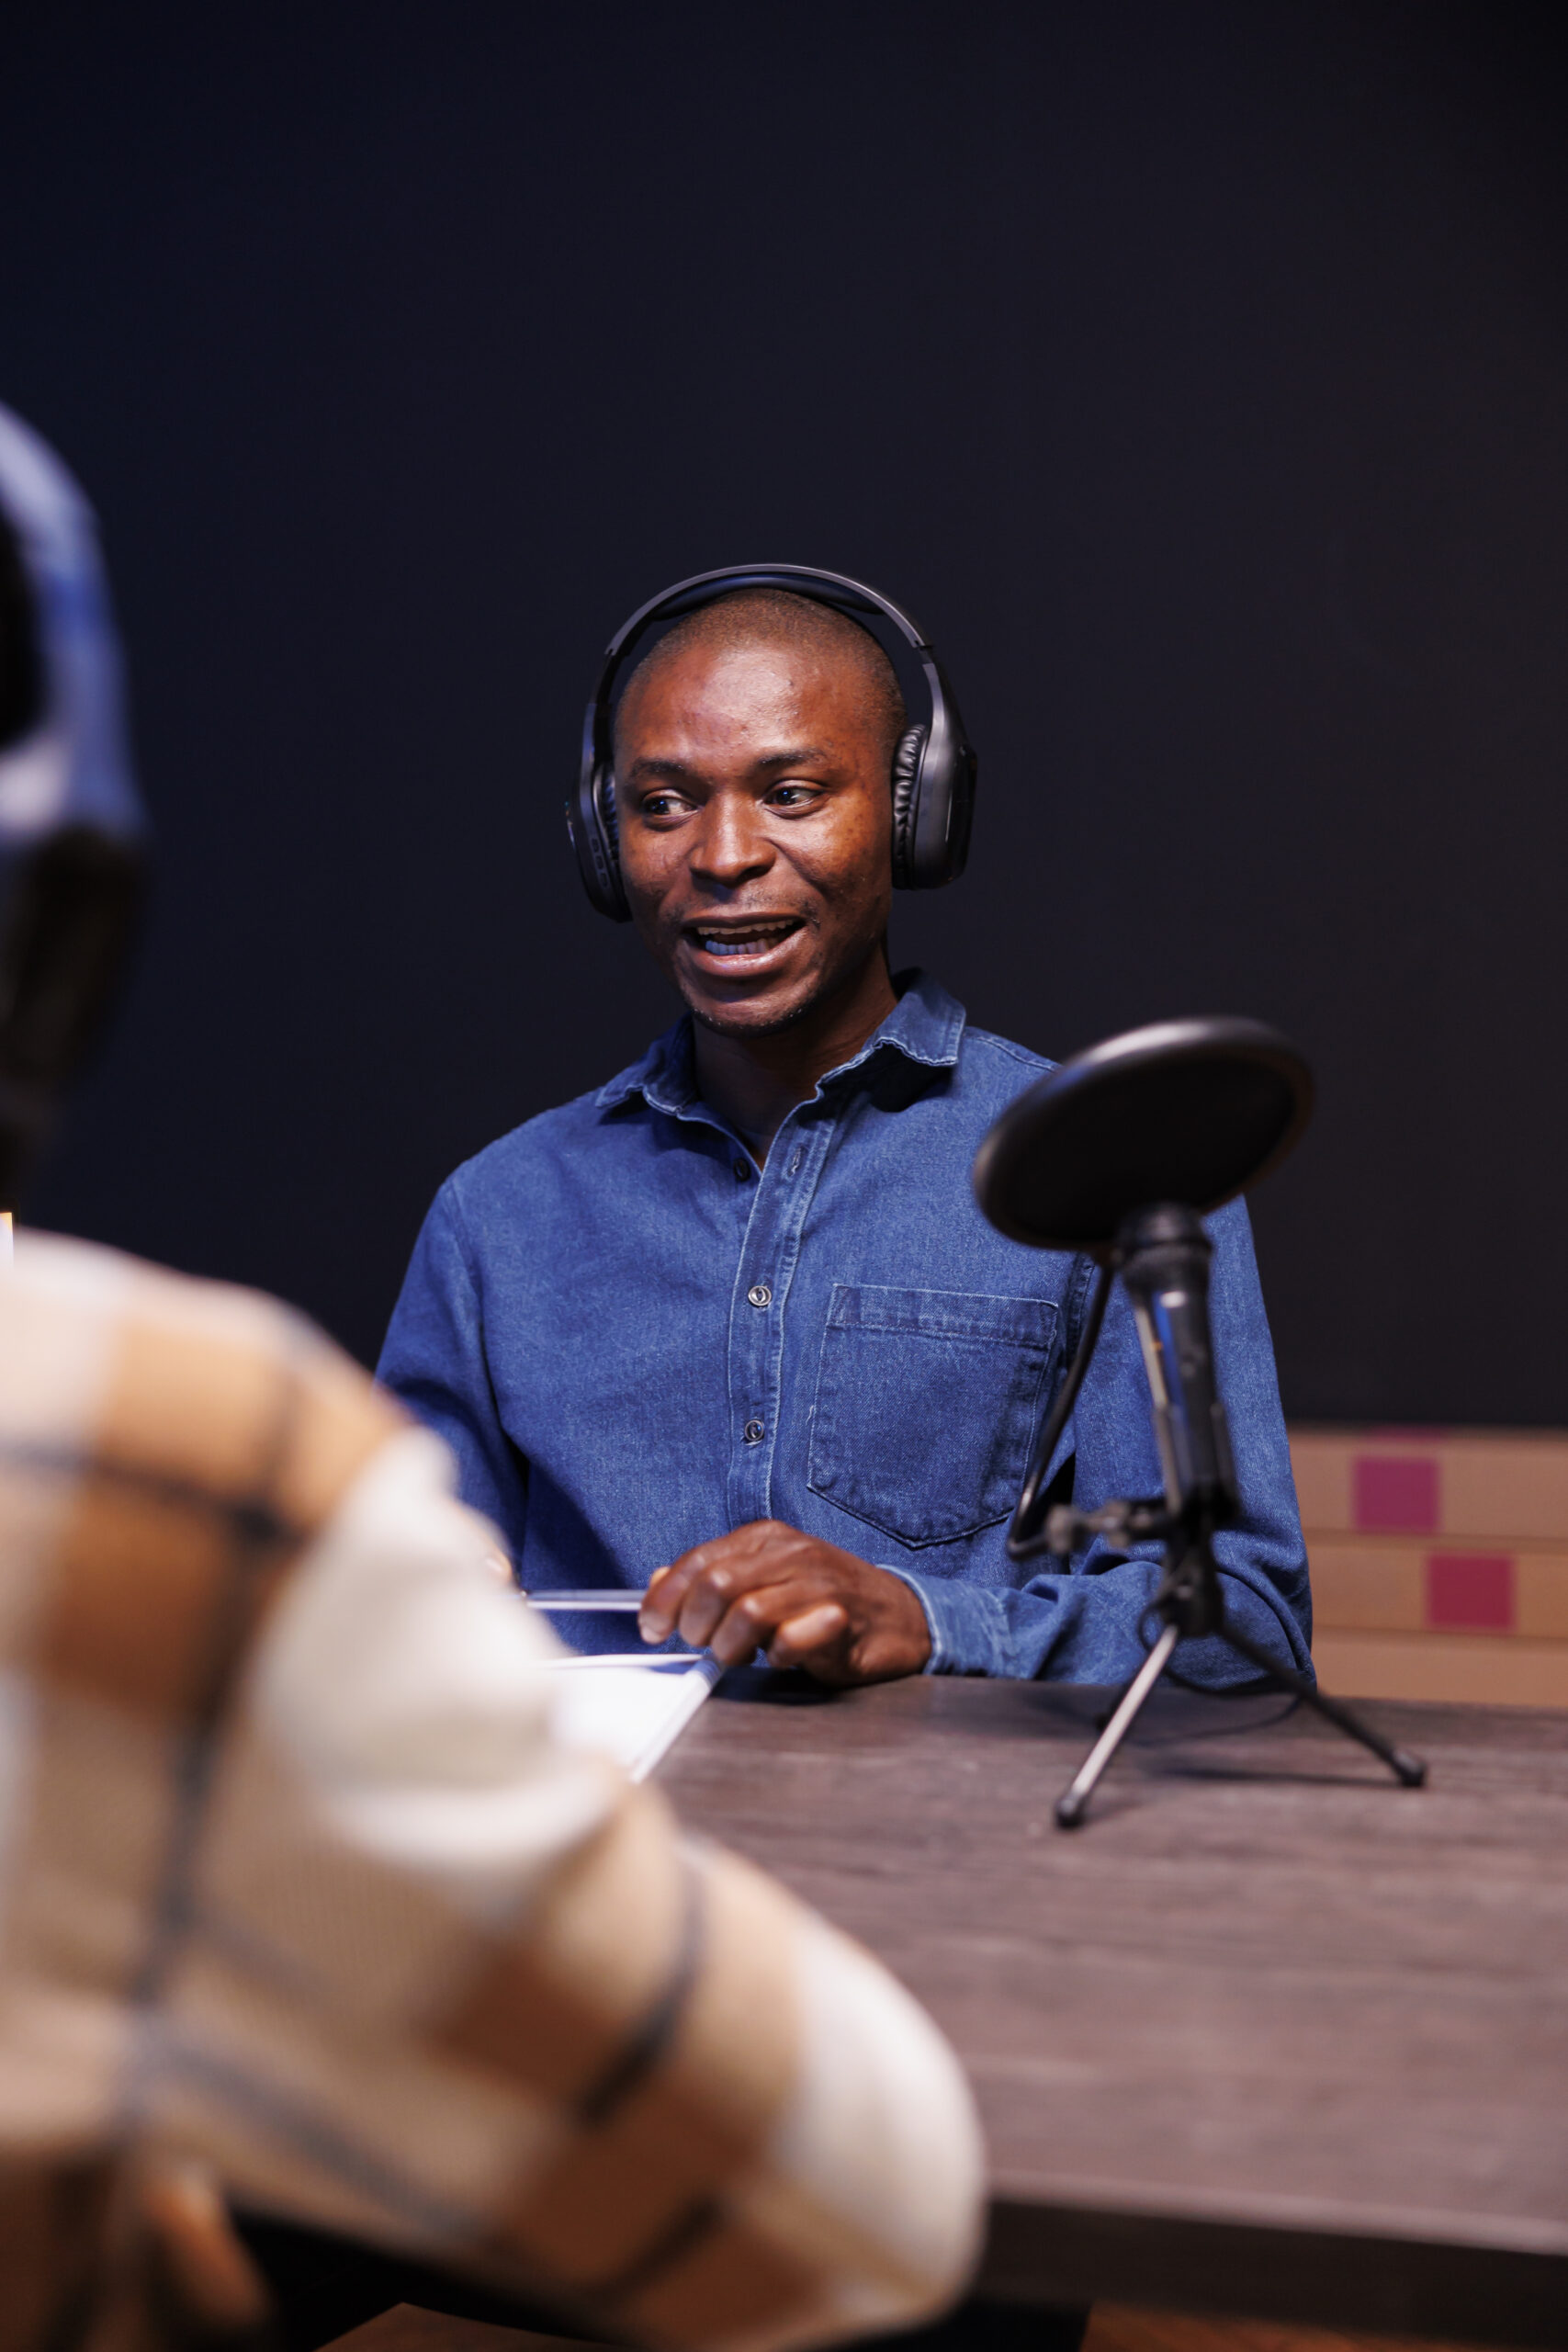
xmin=684 ymin=916 xmax=806 ymax=963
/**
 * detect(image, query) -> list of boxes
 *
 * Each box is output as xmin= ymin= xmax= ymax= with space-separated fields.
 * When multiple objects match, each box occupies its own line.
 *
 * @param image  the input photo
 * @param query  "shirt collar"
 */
xmin=594 ymin=967 xmax=966 ymax=1115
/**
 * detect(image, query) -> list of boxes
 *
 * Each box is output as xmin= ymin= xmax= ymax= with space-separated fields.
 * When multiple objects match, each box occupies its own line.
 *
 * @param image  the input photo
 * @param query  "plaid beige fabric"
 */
xmin=0 ymin=1236 xmax=982 ymax=2352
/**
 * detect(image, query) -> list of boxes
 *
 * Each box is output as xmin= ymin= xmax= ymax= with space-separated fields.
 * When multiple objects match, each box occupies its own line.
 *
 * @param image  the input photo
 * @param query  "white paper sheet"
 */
xmin=545 ymin=1654 xmax=723 ymax=1781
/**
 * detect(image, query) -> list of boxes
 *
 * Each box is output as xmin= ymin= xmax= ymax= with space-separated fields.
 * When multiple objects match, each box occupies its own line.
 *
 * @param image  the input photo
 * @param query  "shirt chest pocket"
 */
xmin=807 ymin=1283 xmax=1059 ymax=1550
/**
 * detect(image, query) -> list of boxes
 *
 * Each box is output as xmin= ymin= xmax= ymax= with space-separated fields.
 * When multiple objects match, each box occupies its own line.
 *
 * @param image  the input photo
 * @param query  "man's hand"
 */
xmin=638 ymin=1521 xmax=931 ymax=1685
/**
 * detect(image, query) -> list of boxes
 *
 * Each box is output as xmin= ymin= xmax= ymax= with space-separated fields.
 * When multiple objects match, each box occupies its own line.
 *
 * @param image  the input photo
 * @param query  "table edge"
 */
xmin=982 ymin=2195 xmax=1568 ymax=2346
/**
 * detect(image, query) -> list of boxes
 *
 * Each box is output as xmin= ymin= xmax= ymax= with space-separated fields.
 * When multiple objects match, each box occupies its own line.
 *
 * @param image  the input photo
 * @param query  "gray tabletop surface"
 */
xmin=658 ymin=1672 xmax=1568 ymax=2348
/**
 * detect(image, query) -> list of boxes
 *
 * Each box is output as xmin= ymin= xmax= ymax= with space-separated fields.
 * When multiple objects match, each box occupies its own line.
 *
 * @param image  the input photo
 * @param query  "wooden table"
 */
xmin=658 ymin=1674 xmax=1568 ymax=2349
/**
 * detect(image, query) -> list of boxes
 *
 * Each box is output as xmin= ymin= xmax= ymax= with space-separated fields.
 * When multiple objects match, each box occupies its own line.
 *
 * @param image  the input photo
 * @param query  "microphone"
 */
xmin=972 ymin=1016 xmax=1423 ymax=1826
xmin=1118 ymin=1200 xmax=1236 ymax=1525
xmin=973 ymin=1016 xmax=1311 ymax=1563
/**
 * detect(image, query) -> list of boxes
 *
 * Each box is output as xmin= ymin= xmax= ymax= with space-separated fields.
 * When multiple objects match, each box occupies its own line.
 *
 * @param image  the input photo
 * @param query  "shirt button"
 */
xmin=743 ymin=1419 xmax=765 ymax=1443
xmin=747 ymin=1283 xmax=772 ymax=1308
xmin=733 ymin=1158 xmax=752 ymax=1182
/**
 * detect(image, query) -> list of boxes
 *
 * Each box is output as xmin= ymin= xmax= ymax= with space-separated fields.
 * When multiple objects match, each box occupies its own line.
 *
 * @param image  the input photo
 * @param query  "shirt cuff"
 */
xmin=878 ymin=1565 xmax=1017 ymax=1679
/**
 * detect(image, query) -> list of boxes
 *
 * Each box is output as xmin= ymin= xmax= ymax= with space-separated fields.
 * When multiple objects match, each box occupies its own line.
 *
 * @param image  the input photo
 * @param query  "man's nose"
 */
xmin=690 ymin=794 xmax=774 ymax=888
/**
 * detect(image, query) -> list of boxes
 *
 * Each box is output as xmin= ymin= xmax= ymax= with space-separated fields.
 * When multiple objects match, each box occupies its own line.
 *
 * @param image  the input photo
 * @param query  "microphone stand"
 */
xmin=1012 ymin=1204 xmax=1427 ymax=1829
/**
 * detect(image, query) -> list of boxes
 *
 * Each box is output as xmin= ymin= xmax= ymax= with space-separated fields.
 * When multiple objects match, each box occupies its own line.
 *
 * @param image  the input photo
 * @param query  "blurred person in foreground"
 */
xmin=0 ymin=405 xmax=983 ymax=2352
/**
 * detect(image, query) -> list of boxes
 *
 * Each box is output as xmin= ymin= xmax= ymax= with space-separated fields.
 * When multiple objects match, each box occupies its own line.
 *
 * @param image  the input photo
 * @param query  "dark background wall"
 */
xmin=1 ymin=2 xmax=1564 ymax=1422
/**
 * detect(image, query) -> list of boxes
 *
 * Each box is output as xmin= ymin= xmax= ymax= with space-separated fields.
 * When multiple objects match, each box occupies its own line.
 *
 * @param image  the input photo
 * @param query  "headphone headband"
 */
xmin=567 ymin=563 xmax=976 ymax=921
xmin=605 ymin=563 xmax=932 ymax=662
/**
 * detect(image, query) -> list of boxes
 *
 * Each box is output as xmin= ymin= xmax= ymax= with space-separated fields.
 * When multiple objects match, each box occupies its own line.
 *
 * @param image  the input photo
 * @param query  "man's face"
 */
xmin=614 ymin=636 xmax=895 ymax=1037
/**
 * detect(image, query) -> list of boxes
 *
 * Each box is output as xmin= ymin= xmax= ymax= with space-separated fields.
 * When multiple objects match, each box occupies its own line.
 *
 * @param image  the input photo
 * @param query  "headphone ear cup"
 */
xmin=890 ymin=726 xmax=927 ymax=890
xmin=568 ymin=759 xmax=633 ymax=921
xmin=600 ymin=771 xmax=622 ymax=866
xmin=593 ymin=767 xmax=631 ymax=921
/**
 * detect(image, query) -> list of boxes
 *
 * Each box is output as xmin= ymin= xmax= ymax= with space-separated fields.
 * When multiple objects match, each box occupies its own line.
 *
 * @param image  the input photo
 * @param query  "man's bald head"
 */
xmin=615 ymin=588 xmax=908 ymax=770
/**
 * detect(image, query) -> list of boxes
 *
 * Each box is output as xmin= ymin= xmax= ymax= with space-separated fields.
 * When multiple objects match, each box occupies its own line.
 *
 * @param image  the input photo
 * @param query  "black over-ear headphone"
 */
xmin=566 ymin=563 xmax=977 ymax=922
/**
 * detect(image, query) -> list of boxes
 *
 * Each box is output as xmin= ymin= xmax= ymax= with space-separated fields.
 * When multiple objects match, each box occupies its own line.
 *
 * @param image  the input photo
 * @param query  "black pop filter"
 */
xmin=973 ymin=1017 xmax=1313 ymax=1256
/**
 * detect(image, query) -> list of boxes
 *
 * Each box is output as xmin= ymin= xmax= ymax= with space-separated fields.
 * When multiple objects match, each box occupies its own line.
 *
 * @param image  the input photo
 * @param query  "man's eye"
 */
xmin=641 ymin=793 xmax=686 ymax=818
xmin=767 ymin=785 xmax=818 ymax=808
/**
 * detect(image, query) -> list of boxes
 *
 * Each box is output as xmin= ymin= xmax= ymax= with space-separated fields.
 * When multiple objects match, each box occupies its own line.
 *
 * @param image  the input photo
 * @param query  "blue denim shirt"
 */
xmin=378 ymin=972 xmax=1312 ymax=1683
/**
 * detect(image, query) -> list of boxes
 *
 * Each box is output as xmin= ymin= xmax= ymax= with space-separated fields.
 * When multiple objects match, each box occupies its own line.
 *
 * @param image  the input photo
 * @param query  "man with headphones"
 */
xmin=379 ymin=568 xmax=1311 ymax=1689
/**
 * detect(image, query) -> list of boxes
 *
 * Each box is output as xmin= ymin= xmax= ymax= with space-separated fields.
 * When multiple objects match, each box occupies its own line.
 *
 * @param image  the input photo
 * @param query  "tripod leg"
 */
xmin=1222 ymin=1621 xmax=1427 ymax=1787
xmin=1055 ymin=1623 xmax=1180 ymax=1829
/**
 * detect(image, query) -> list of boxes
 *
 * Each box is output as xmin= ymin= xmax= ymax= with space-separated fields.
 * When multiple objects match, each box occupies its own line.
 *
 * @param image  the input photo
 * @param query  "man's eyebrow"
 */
xmin=621 ymin=748 xmax=834 ymax=782
xmin=755 ymin=747 xmax=831 ymax=770
xmin=622 ymin=755 xmax=700 ymax=783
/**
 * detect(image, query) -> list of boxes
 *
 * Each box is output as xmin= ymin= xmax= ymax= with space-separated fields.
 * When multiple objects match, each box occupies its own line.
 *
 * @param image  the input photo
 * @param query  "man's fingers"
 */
xmin=642 ymin=1529 xmax=926 ymax=1684
xmin=638 ymin=1558 xmax=705 ymax=1643
xmin=676 ymin=1565 xmax=743 ymax=1651
xmin=640 ymin=1531 xmax=806 ymax=1646
xmin=638 ymin=1525 xmax=872 ymax=1662
xmin=641 ymin=1552 xmax=750 ymax=1649
xmin=704 ymin=1581 xmax=817 ymax=1668
xmin=637 ymin=1564 xmax=675 ymax=1642
xmin=767 ymin=1602 xmax=849 ymax=1670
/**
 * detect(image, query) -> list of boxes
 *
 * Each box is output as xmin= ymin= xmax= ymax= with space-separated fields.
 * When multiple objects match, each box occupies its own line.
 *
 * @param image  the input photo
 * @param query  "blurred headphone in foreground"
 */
xmin=0 ymin=404 xmax=145 ymax=1209
xmin=567 ymin=563 xmax=977 ymax=922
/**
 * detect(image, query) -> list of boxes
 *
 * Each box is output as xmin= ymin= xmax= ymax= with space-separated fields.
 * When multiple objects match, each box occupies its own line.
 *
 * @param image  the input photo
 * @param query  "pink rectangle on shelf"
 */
xmin=1426 ymin=1553 xmax=1515 ymax=1632
xmin=1353 ymin=1455 xmax=1439 ymax=1533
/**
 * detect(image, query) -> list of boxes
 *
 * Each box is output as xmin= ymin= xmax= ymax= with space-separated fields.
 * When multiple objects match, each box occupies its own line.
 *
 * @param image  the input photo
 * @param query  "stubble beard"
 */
xmin=681 ymin=924 xmax=891 ymax=1046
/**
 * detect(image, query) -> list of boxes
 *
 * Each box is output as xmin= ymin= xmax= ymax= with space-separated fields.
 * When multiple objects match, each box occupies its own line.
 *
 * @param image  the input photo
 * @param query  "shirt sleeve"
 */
xmin=162 ymin=1429 xmax=985 ymax=2350
xmin=377 ymin=1175 xmax=531 ymax=1561
xmin=888 ymin=1197 xmax=1313 ymax=1685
